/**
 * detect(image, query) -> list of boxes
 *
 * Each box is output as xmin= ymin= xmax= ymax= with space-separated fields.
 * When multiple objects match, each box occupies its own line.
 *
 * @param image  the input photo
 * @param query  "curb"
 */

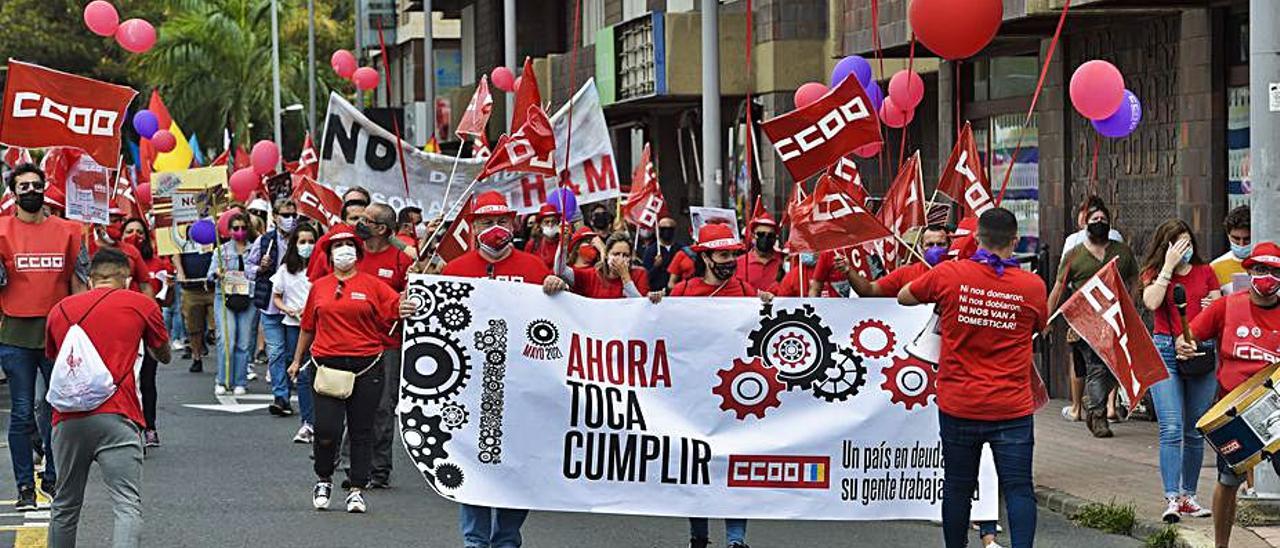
xmin=1035 ymin=485 xmax=1205 ymax=548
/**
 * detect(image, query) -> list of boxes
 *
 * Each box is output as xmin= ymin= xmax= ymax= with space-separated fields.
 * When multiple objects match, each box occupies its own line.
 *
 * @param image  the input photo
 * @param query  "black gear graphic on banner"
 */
xmin=436 ymin=463 xmax=465 ymax=489
xmin=747 ymin=305 xmax=836 ymax=390
xmin=403 ymin=283 xmax=438 ymax=319
xmin=440 ymin=402 xmax=469 ymax=430
xmin=430 ymin=281 xmax=474 ymax=302
xmin=811 ymin=348 xmax=869 ymax=402
xmin=476 ymin=319 xmax=508 ymax=466
xmin=402 ymin=329 xmax=471 ymax=401
xmin=401 ymin=408 xmax=452 ymax=469
xmin=522 ymin=319 xmax=563 ymax=360
xmin=438 ymin=303 xmax=472 ymax=331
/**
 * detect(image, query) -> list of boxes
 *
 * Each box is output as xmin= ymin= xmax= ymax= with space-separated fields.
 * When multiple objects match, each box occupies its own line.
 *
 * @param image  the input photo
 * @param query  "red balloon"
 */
xmin=229 ymin=168 xmax=259 ymax=202
xmin=250 ymin=140 xmax=280 ymax=176
xmin=330 ymin=50 xmax=357 ymax=79
xmin=879 ymin=98 xmax=915 ymax=129
xmin=151 ymin=130 xmax=177 ymax=153
xmin=136 ymin=183 xmax=152 ymax=208
xmin=353 ymin=67 xmax=380 ymax=91
xmin=115 ymin=18 xmax=156 ymax=54
xmin=853 ymin=142 xmax=882 ymax=158
xmin=888 ymin=70 xmax=925 ymax=110
xmin=491 ymin=67 xmax=516 ymax=92
xmin=1070 ymin=60 xmax=1125 ymax=120
xmin=909 ymin=0 xmax=1002 ymax=61
xmin=83 ymin=1 xmax=120 ymax=37
xmin=793 ymin=82 xmax=829 ymax=110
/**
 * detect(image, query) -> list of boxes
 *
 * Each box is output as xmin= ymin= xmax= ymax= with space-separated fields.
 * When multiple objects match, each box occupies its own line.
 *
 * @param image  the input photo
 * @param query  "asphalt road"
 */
xmin=0 ymin=357 xmax=1142 ymax=547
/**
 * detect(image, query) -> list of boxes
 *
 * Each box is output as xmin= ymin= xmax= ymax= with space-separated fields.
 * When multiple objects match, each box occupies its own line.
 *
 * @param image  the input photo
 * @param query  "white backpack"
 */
xmin=47 ymin=290 xmax=129 ymax=413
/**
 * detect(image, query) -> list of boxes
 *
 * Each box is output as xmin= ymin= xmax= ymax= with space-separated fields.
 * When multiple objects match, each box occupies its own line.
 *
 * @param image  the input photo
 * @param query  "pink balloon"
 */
xmin=83 ymin=1 xmax=120 ymax=37
xmin=229 ymin=168 xmax=259 ymax=202
xmin=491 ymin=67 xmax=515 ymax=92
xmin=115 ymin=19 xmax=156 ymax=54
xmin=136 ymin=183 xmax=152 ymax=208
xmin=151 ymin=130 xmax=176 ymax=153
xmin=1070 ymin=60 xmax=1125 ymax=120
xmin=879 ymin=97 xmax=915 ymax=129
xmin=250 ymin=140 xmax=280 ymax=176
xmin=330 ymin=50 xmax=357 ymax=79
xmin=888 ymin=70 xmax=925 ymax=110
xmin=793 ymin=82 xmax=829 ymax=110
xmin=353 ymin=67 xmax=380 ymax=91
xmin=853 ymin=142 xmax=882 ymax=158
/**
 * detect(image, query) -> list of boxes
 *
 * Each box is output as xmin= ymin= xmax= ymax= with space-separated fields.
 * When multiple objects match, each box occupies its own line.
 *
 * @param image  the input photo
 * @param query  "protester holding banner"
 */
xmin=1210 ymin=205 xmax=1252 ymax=295
xmin=567 ymin=227 xmax=601 ymax=269
xmin=1138 ymin=220 xmax=1220 ymax=522
xmin=899 ymin=208 xmax=1048 ymax=548
xmin=271 ymin=222 xmax=319 ymax=443
xmin=844 ymin=225 xmax=952 ymax=298
xmin=525 ymin=204 xmax=563 ymax=269
xmin=735 ymin=212 xmax=783 ymax=291
xmin=123 ymin=218 xmax=171 ymax=448
xmin=559 ymin=232 xmax=649 ymax=299
xmin=210 ymin=212 xmax=258 ymax=395
xmin=0 ymin=163 xmax=86 ymax=511
xmin=1180 ymin=243 xmax=1280 ymax=548
xmin=287 ymin=225 xmax=399 ymax=514
xmin=1048 ymin=201 xmax=1139 ymax=437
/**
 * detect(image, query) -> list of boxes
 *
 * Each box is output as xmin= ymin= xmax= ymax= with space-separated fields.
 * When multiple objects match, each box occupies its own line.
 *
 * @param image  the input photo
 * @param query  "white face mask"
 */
xmin=297 ymin=243 xmax=315 ymax=259
xmin=541 ymin=225 xmax=559 ymax=239
xmin=332 ymin=246 xmax=358 ymax=271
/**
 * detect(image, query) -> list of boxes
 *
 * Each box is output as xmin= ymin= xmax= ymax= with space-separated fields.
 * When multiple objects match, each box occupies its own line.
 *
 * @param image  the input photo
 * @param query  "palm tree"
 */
xmin=137 ymin=0 xmax=352 ymax=153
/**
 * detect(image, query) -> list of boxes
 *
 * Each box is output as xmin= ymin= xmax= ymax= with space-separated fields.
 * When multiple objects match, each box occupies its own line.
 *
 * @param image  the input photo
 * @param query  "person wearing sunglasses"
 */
xmin=246 ymin=199 xmax=301 ymax=417
xmin=209 ymin=211 xmax=259 ymax=396
xmin=735 ymin=211 xmax=783 ymax=291
xmin=1180 ymin=242 xmax=1280 ymax=548
xmin=287 ymin=225 xmax=400 ymax=514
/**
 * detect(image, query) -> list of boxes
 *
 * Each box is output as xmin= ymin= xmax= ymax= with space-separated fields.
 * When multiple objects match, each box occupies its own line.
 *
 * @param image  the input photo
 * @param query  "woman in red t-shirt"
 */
xmin=566 ymin=227 xmax=600 ymax=269
xmin=123 ymin=218 xmax=171 ymax=448
xmin=287 ymin=226 xmax=399 ymax=515
xmin=561 ymin=232 xmax=650 ymax=299
xmin=1138 ymin=219 xmax=1221 ymax=522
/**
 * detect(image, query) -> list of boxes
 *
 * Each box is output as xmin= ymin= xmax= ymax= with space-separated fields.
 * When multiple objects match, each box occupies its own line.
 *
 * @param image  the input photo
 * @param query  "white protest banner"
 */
xmin=63 ymin=154 xmax=111 ymax=225
xmin=319 ymin=79 xmax=619 ymax=217
xmin=398 ymin=276 xmax=997 ymax=520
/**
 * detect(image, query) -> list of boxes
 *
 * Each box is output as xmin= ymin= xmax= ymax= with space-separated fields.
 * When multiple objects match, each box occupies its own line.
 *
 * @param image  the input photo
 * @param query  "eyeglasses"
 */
xmin=278 ymin=213 xmax=297 ymax=219
xmin=14 ymin=180 xmax=44 ymax=193
xmin=230 ymin=225 xmax=247 ymax=231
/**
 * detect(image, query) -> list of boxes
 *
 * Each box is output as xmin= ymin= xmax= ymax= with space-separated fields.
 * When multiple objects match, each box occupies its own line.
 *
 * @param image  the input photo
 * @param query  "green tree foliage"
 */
xmin=0 ymin=0 xmax=165 ymax=86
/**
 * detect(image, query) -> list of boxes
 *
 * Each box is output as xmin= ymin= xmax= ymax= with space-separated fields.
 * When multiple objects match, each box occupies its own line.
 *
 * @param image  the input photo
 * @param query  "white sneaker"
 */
xmin=1162 ymin=497 xmax=1181 ymax=523
xmin=214 ymin=385 xmax=227 ymax=396
xmin=293 ymin=424 xmax=314 ymax=444
xmin=247 ymin=367 xmax=259 ymax=382
xmin=233 ymin=386 xmax=247 ymax=396
xmin=170 ymin=340 xmax=186 ymax=351
xmin=985 ymin=542 xmax=1006 ymax=548
xmin=1180 ymin=495 xmax=1212 ymax=517
xmin=346 ymin=489 xmax=366 ymax=513
xmin=312 ymin=481 xmax=332 ymax=510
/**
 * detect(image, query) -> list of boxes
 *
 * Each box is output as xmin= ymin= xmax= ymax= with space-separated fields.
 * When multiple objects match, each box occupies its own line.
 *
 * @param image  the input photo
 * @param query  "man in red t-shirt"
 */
xmin=845 ymin=224 xmax=950 ymax=297
xmin=93 ymin=221 xmax=155 ymax=299
xmin=44 ymin=248 xmax=169 ymax=546
xmin=735 ymin=212 xmax=782 ymax=290
xmin=524 ymin=204 xmax=562 ymax=270
xmin=899 ymin=208 xmax=1047 ymax=548
xmin=0 ymin=164 xmax=88 ymax=509
xmin=1182 ymin=242 xmax=1280 ymax=548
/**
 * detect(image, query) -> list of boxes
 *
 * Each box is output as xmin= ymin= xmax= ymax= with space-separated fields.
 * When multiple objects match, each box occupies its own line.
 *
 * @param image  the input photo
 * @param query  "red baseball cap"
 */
xmin=570 ymin=226 xmax=597 ymax=247
xmin=1244 ymin=242 xmax=1280 ymax=270
xmin=472 ymin=191 xmax=513 ymax=217
xmin=692 ymin=223 xmax=744 ymax=252
xmin=749 ymin=211 xmax=778 ymax=230
xmin=536 ymin=203 xmax=560 ymax=220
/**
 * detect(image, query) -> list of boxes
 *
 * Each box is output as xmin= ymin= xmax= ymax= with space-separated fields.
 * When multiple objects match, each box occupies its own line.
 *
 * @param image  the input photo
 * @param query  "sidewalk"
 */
xmin=1035 ymin=399 xmax=1273 ymax=547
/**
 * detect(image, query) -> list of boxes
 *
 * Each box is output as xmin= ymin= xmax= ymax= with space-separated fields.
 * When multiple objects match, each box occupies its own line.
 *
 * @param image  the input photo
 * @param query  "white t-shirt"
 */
xmin=269 ymin=267 xmax=312 ymax=327
xmin=1061 ymin=228 xmax=1124 ymax=260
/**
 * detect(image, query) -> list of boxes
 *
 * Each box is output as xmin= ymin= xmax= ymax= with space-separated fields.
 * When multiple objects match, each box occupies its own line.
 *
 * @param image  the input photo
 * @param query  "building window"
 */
xmin=970 ymin=57 xmax=1039 ymax=102
xmin=583 ymin=0 xmax=605 ymax=47
xmin=623 ymin=0 xmax=647 ymax=21
xmin=974 ymin=114 xmax=1040 ymax=254
xmin=461 ymin=5 xmax=475 ymax=85
xmin=1228 ymin=86 xmax=1250 ymax=211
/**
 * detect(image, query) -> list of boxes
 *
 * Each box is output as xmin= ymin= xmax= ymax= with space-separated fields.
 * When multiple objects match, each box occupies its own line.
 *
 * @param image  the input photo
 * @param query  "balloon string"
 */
xmin=376 ymin=24 xmax=412 ymax=197
xmin=897 ymin=37 xmax=916 ymax=172
xmin=745 ymin=0 xmax=754 ymax=211
xmin=871 ymin=0 xmax=886 ymax=189
xmin=557 ymin=0 xmax=583 ymax=262
xmin=1088 ymin=132 xmax=1100 ymax=197
xmin=996 ymin=0 xmax=1070 ymax=205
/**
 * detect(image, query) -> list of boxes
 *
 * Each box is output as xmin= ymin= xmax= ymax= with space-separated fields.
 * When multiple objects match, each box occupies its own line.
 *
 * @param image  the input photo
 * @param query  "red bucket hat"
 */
xmin=570 ymin=226 xmax=597 ymax=248
xmin=536 ymin=203 xmax=560 ymax=220
xmin=323 ymin=224 xmax=363 ymax=258
xmin=471 ymin=191 xmax=514 ymax=218
xmin=692 ymin=223 xmax=744 ymax=253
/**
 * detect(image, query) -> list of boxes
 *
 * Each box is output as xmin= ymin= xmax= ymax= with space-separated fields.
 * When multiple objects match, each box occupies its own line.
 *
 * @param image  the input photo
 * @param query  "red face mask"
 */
xmin=1253 ymin=275 xmax=1280 ymax=297
xmin=477 ymin=225 xmax=514 ymax=256
xmin=578 ymin=245 xmax=599 ymax=264
xmin=123 ymin=233 xmax=144 ymax=249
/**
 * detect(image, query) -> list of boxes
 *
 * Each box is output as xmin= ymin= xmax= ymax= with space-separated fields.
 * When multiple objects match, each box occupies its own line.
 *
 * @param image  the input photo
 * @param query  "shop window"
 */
xmin=1228 ymin=85 xmax=1250 ymax=210
xmin=974 ymin=114 xmax=1040 ymax=254
xmin=970 ymin=57 xmax=1039 ymax=102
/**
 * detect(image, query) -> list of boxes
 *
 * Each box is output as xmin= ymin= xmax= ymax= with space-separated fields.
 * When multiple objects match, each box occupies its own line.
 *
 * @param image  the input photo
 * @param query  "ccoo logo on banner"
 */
xmin=398 ymin=276 xmax=997 ymax=520
xmin=320 ymin=79 xmax=619 ymax=218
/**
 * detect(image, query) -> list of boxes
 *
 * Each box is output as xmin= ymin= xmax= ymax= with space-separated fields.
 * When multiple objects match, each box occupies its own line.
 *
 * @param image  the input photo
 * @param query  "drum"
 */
xmin=906 ymin=311 xmax=942 ymax=366
xmin=1197 ymin=363 xmax=1280 ymax=475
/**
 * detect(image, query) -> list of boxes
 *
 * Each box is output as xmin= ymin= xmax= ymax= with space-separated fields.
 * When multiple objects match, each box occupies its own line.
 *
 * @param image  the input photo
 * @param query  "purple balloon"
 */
xmin=189 ymin=219 xmax=217 ymax=245
xmin=1091 ymin=89 xmax=1142 ymax=138
xmin=133 ymin=110 xmax=159 ymax=139
xmin=832 ymin=56 xmax=874 ymax=88
xmin=866 ymin=81 xmax=885 ymax=113
xmin=546 ymin=188 xmax=578 ymax=221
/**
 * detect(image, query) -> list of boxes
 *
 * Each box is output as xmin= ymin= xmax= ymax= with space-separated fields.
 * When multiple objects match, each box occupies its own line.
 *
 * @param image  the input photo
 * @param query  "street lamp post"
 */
xmin=271 ymin=0 xmax=283 ymax=169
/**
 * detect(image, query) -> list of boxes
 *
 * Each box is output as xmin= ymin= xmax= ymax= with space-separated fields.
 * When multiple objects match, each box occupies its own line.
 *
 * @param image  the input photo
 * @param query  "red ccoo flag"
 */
xmin=509 ymin=57 xmax=542 ymax=133
xmin=3 ymin=146 xmax=33 ymax=168
xmin=478 ymin=106 xmax=557 ymax=180
xmin=936 ymin=122 xmax=995 ymax=218
xmin=785 ymin=172 xmax=893 ymax=254
xmin=436 ymin=194 xmax=476 ymax=263
xmin=875 ymin=151 xmax=927 ymax=267
xmin=472 ymin=133 xmax=492 ymax=160
xmin=1059 ymin=258 xmax=1169 ymax=412
xmin=760 ymin=74 xmax=882 ymax=182
xmin=1 ymin=61 xmax=137 ymax=168
xmin=291 ymin=176 xmax=343 ymax=228
xmin=623 ymin=143 xmax=665 ymax=229
xmin=825 ymin=154 xmax=869 ymax=208
xmin=456 ymin=76 xmax=494 ymax=140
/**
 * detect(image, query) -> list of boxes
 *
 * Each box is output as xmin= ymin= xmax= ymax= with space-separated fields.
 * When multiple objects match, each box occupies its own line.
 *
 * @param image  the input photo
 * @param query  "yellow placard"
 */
xmin=155 ymin=167 xmax=228 ymax=257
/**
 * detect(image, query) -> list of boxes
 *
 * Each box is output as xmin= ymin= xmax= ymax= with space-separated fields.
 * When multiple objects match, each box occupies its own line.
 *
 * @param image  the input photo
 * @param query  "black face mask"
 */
xmin=754 ymin=233 xmax=776 ymax=253
xmin=16 ymin=192 xmax=44 ymax=214
xmin=1087 ymin=221 xmax=1110 ymax=242
xmin=355 ymin=222 xmax=375 ymax=241
xmin=658 ymin=227 xmax=676 ymax=243
xmin=708 ymin=258 xmax=737 ymax=281
xmin=590 ymin=211 xmax=611 ymax=230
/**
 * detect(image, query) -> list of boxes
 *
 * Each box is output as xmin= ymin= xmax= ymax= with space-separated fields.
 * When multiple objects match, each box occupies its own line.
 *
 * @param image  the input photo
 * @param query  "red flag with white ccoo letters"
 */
xmin=760 ymin=75 xmax=882 ymax=182
xmin=936 ymin=122 xmax=995 ymax=218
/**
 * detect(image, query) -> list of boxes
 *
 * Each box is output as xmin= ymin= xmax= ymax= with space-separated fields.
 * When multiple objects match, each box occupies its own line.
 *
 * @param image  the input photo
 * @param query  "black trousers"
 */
xmin=312 ymin=357 xmax=383 ymax=488
xmin=140 ymin=354 xmax=158 ymax=430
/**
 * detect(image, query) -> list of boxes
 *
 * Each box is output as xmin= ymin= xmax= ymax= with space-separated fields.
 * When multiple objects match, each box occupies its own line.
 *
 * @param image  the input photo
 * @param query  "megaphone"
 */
xmin=906 ymin=308 xmax=942 ymax=366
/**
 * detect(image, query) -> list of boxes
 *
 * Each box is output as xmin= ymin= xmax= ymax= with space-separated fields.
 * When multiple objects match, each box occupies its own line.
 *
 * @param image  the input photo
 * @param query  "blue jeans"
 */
xmin=213 ymin=292 xmax=256 ymax=388
xmin=261 ymin=314 xmax=299 ymax=401
xmin=689 ymin=518 xmax=747 ymax=544
xmin=164 ymin=288 xmax=186 ymax=343
xmin=1150 ymin=334 xmax=1217 ymax=498
xmin=940 ymin=412 xmax=1036 ymax=548
xmin=297 ymin=362 xmax=314 ymax=426
xmin=0 ymin=344 xmax=56 ymax=489
xmin=460 ymin=504 xmax=529 ymax=547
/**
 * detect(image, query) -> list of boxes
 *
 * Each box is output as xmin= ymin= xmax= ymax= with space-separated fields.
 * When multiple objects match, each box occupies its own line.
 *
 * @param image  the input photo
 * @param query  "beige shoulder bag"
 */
xmin=312 ymin=354 xmax=382 ymax=399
